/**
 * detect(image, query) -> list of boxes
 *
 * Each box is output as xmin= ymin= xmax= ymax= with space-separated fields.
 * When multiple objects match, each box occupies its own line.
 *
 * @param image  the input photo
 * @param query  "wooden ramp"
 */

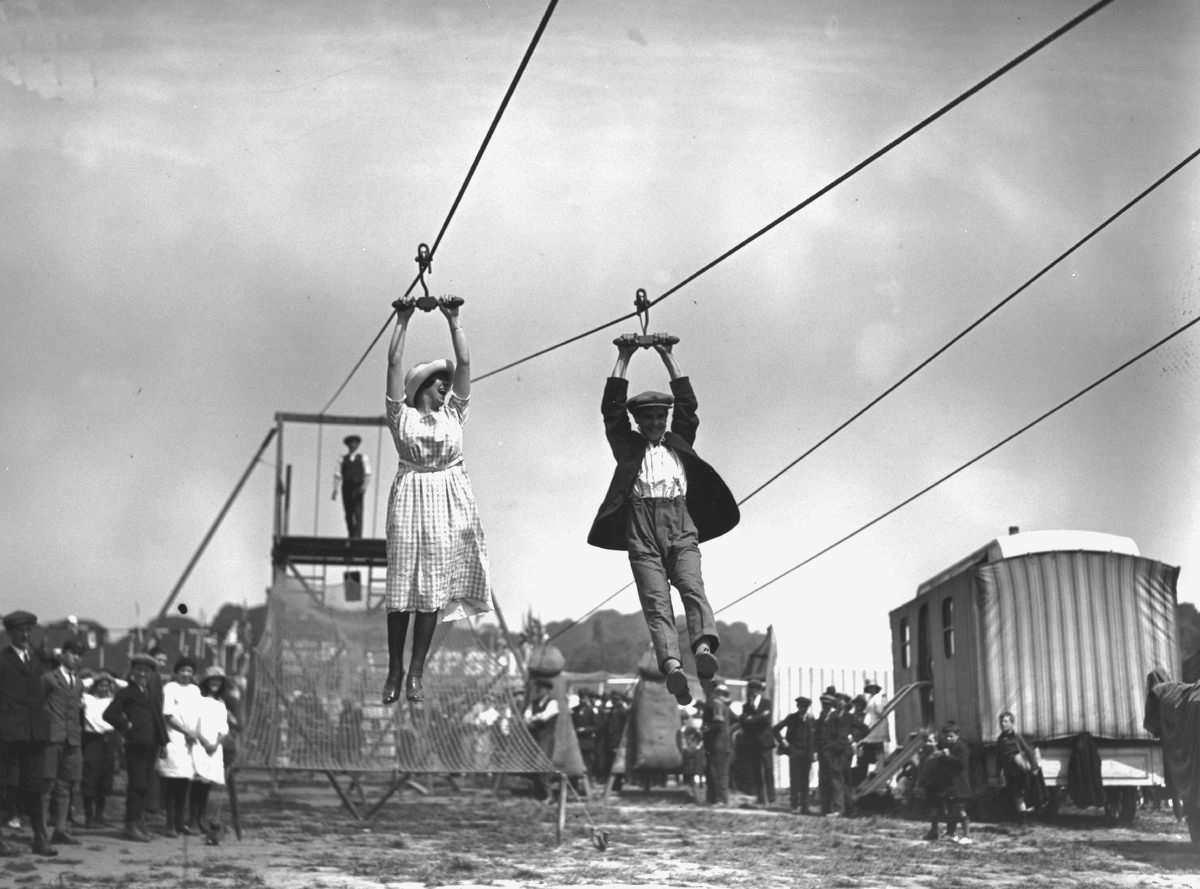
xmin=853 ymin=681 xmax=931 ymax=800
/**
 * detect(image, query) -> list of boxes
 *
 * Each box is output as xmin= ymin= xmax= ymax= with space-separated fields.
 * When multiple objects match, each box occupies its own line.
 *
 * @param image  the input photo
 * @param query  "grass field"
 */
xmin=11 ymin=775 xmax=1200 ymax=888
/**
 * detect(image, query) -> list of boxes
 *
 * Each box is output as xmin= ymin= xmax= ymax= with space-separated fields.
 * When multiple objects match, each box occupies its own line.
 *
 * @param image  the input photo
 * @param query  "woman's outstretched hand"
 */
xmin=438 ymin=296 xmax=461 ymax=323
xmin=391 ymin=297 xmax=416 ymax=322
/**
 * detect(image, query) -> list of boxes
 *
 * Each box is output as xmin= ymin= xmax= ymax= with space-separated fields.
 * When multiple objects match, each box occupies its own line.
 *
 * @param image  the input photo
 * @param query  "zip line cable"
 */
xmin=545 ymin=145 xmax=1200 ymax=644
xmin=319 ymin=0 xmax=561 ymax=415
xmin=473 ymin=0 xmax=1117 ymax=384
xmin=311 ymin=0 xmax=1116 ymax=639
xmin=715 ymin=313 xmax=1200 ymax=616
xmin=545 ymin=581 xmax=635 ymax=645
xmin=737 ymin=144 xmax=1200 ymax=506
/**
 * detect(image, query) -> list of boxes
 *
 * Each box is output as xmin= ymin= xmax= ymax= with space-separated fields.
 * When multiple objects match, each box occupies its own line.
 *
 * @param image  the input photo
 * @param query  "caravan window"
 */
xmin=899 ymin=617 xmax=911 ymax=669
xmin=942 ymin=596 xmax=955 ymax=658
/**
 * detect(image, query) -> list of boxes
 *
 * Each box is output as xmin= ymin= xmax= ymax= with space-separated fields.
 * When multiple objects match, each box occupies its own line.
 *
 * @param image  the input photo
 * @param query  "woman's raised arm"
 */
xmin=440 ymin=299 xmax=470 ymax=400
xmin=386 ymin=301 xmax=416 ymax=401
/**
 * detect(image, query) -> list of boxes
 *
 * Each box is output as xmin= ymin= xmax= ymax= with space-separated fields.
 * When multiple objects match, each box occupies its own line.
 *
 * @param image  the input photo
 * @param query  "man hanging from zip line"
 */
xmin=587 ymin=332 xmax=740 ymax=706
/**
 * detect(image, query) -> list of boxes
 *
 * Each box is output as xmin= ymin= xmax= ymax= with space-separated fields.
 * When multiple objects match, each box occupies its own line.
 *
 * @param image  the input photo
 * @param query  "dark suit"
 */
xmin=588 ymin=377 xmax=739 ymax=550
xmin=773 ymin=709 xmax=815 ymax=812
xmin=588 ymin=376 xmax=739 ymax=673
xmin=815 ymin=707 xmax=855 ymax=815
xmin=42 ymin=668 xmax=83 ymax=833
xmin=740 ymin=693 xmax=776 ymax=804
xmin=0 ymin=646 xmax=51 ymax=841
xmin=103 ymin=680 xmax=168 ymax=829
xmin=702 ymin=696 xmax=733 ymax=804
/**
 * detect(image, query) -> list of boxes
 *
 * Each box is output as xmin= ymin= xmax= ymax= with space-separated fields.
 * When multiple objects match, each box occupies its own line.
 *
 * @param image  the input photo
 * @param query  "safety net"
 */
xmin=240 ymin=583 xmax=555 ymax=774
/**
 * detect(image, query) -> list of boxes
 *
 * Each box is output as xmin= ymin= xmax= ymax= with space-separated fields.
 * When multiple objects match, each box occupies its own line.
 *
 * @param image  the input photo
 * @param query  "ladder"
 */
xmin=853 ymin=681 xmax=931 ymax=800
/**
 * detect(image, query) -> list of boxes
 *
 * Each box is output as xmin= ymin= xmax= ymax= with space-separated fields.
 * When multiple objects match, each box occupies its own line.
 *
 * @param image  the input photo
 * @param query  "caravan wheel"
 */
xmin=1115 ymin=788 xmax=1138 ymax=825
xmin=1039 ymin=787 xmax=1063 ymax=819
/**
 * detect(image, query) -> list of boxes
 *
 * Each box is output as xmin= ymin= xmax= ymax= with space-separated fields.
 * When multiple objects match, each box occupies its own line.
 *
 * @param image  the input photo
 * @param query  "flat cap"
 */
xmin=626 ymin=390 xmax=674 ymax=414
xmin=2 ymin=610 xmax=37 ymax=630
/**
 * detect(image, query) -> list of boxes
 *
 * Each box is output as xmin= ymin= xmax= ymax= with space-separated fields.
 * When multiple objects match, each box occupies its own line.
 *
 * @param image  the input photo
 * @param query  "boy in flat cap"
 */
xmin=0 ymin=610 xmax=57 ymax=856
xmin=103 ymin=653 xmax=169 ymax=842
xmin=588 ymin=334 xmax=739 ymax=706
xmin=42 ymin=638 xmax=85 ymax=846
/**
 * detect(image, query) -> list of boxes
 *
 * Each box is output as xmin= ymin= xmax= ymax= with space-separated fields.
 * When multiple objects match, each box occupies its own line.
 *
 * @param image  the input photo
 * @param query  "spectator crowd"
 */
xmin=0 ymin=610 xmax=241 ymax=860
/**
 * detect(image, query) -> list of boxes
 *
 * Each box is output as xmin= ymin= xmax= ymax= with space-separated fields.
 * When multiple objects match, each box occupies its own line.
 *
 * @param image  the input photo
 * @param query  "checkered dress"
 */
xmin=384 ymin=393 xmax=493 ymax=618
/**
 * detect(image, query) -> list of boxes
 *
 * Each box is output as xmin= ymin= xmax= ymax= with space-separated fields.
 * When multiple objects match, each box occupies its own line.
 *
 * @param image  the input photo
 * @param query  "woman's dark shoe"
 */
xmin=382 ymin=669 xmax=403 ymax=705
xmin=405 ymin=673 xmax=424 ymax=703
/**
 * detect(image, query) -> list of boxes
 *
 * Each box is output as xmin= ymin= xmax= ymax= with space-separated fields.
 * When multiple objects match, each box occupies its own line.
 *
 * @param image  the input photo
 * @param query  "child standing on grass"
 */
xmin=920 ymin=721 xmax=973 ymax=844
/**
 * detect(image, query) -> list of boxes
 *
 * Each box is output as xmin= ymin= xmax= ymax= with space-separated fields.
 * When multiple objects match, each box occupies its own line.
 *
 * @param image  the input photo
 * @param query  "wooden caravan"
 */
xmin=889 ymin=530 xmax=1180 ymax=818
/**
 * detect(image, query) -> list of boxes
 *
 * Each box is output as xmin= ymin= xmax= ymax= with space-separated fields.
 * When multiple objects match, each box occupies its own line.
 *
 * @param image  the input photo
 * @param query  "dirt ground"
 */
xmin=6 ymin=775 xmax=1200 ymax=889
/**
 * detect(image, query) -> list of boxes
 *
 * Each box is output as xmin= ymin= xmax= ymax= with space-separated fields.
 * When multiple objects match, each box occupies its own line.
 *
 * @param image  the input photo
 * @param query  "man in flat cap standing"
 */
xmin=332 ymin=434 xmax=372 ymax=539
xmin=739 ymin=677 xmax=777 ymax=806
xmin=589 ymin=333 xmax=740 ymax=707
xmin=773 ymin=695 xmax=816 ymax=814
xmin=813 ymin=687 xmax=844 ymax=817
xmin=0 ymin=610 xmax=57 ymax=856
xmin=701 ymin=682 xmax=733 ymax=806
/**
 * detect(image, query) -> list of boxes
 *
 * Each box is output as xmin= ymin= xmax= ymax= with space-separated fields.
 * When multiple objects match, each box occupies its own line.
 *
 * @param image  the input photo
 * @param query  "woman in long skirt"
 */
xmin=382 ymin=296 xmax=492 ymax=704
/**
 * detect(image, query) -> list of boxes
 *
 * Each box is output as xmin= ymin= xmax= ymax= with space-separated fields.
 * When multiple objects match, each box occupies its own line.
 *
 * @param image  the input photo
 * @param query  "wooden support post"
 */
xmin=226 ymin=768 xmax=243 ymax=841
xmin=325 ymin=771 xmax=363 ymax=820
xmin=363 ymin=773 xmax=408 ymax=821
xmin=556 ymin=773 xmax=567 ymax=845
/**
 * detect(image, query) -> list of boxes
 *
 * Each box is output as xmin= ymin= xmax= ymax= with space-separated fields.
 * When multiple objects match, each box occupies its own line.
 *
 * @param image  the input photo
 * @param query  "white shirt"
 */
xmin=864 ymin=693 xmax=891 ymax=744
xmin=333 ymin=451 xmax=372 ymax=485
xmin=633 ymin=440 xmax=687 ymax=498
xmin=82 ymin=693 xmax=116 ymax=734
xmin=525 ymin=697 xmax=559 ymax=724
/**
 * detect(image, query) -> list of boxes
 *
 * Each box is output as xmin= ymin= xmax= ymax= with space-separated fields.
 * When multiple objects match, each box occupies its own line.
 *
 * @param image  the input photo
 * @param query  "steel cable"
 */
xmin=319 ymin=0 xmax=561 ymax=415
xmin=715 ymin=313 xmax=1200 ymax=615
xmin=474 ymin=0 xmax=1118 ymax=383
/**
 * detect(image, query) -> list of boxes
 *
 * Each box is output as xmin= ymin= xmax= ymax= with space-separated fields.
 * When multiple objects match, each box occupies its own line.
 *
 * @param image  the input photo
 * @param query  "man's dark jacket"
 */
xmin=0 ymin=647 xmax=50 ymax=743
xmin=103 ymin=680 xmax=168 ymax=747
xmin=741 ymin=694 xmax=778 ymax=751
xmin=588 ymin=376 xmax=739 ymax=550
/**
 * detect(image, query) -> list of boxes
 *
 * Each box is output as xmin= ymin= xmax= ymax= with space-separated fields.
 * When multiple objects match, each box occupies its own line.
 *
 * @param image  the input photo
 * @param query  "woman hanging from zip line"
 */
xmin=381 ymin=295 xmax=493 ymax=705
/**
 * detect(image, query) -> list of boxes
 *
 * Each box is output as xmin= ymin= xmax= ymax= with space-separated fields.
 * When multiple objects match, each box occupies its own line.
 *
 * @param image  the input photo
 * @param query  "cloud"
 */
xmin=627 ymin=28 xmax=647 ymax=47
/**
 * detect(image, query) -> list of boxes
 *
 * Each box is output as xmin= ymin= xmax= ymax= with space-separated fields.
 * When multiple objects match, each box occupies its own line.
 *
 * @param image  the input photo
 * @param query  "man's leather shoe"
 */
xmin=50 ymin=830 xmax=80 ymax=845
xmin=31 ymin=835 xmax=57 ymax=857
xmin=665 ymin=667 xmax=692 ymax=706
xmin=122 ymin=825 xmax=150 ymax=843
xmin=693 ymin=645 xmax=719 ymax=681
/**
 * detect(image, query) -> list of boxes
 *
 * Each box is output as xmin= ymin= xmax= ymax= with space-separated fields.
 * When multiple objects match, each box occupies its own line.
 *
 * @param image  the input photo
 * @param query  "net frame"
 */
xmin=239 ymin=584 xmax=557 ymax=783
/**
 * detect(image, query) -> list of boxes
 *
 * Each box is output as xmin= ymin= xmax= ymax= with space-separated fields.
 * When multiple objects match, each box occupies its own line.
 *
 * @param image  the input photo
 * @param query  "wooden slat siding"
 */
xmin=774 ymin=664 xmax=895 ymax=797
xmin=976 ymin=552 xmax=1179 ymax=742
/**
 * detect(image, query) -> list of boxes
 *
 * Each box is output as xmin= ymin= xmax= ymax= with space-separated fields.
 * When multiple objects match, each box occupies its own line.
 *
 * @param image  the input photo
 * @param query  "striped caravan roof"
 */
xmin=975 ymin=551 xmax=1180 ymax=742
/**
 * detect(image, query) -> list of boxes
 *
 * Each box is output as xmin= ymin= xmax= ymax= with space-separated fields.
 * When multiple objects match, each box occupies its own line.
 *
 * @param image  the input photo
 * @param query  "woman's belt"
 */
xmin=397 ymin=456 xmax=463 ymax=473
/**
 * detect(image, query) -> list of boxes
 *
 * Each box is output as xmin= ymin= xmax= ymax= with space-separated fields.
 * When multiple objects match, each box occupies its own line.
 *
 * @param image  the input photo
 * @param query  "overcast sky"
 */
xmin=2 ymin=0 xmax=1197 ymax=672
